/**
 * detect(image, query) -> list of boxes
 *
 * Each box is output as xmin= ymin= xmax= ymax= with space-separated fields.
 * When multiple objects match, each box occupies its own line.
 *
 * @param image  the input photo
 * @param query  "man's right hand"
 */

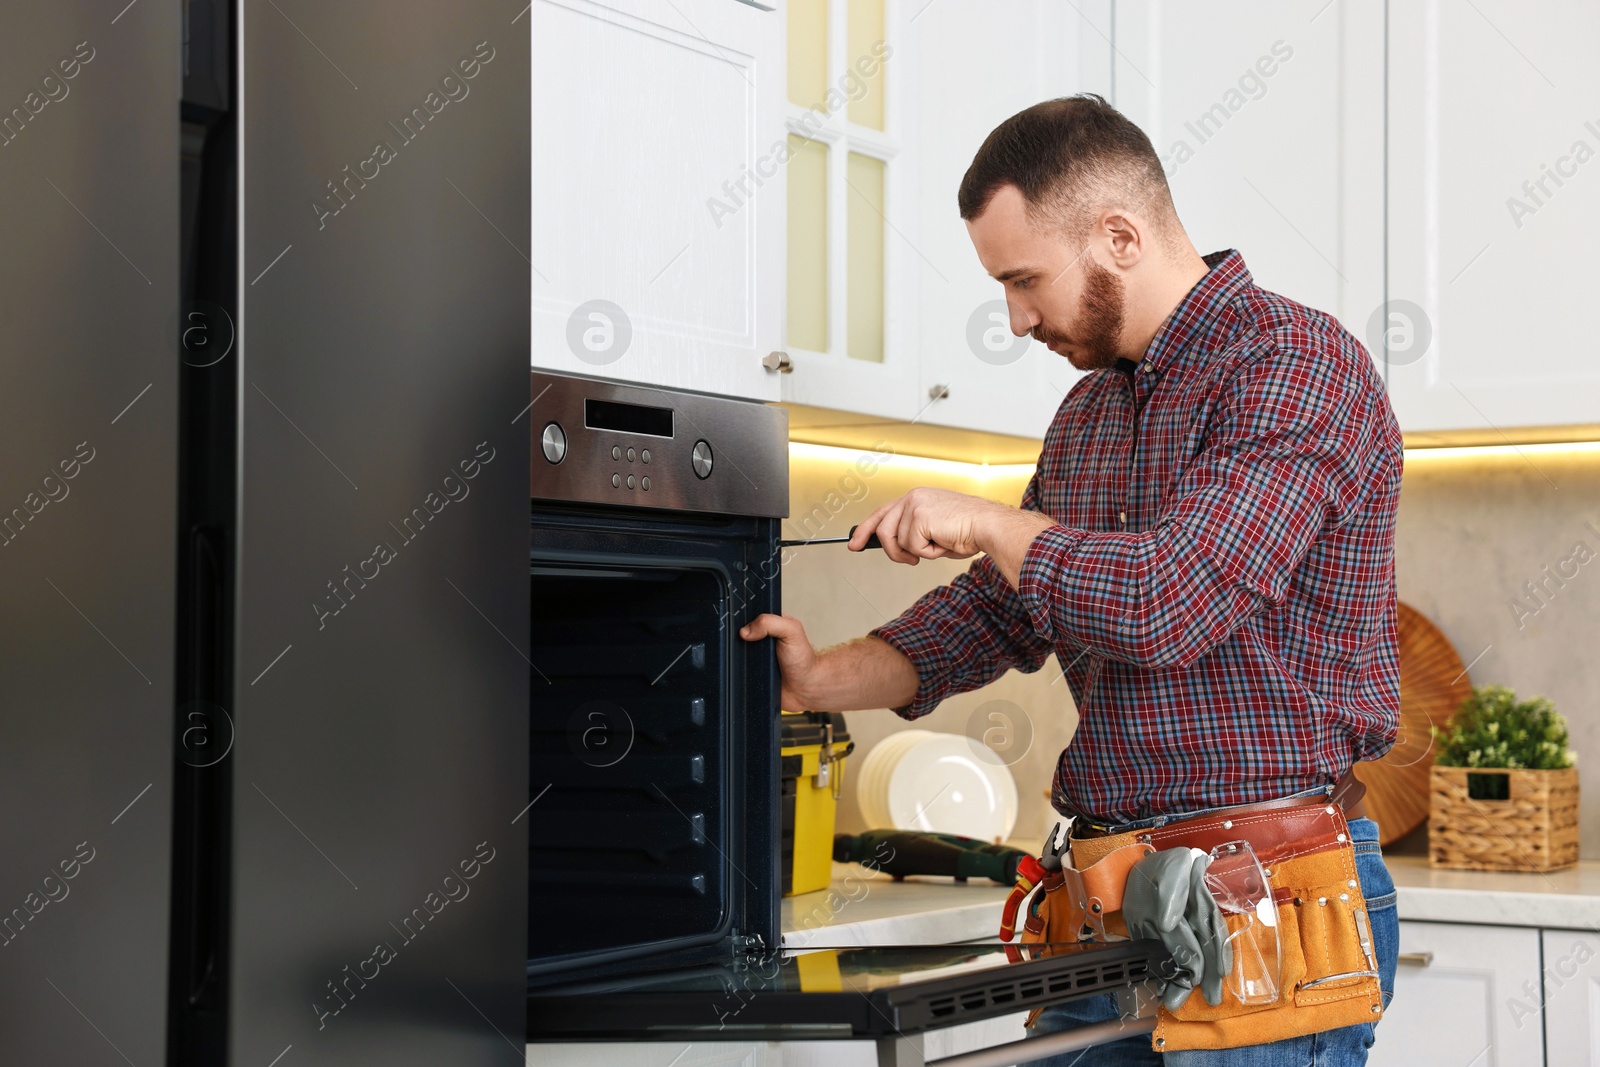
xmin=739 ymin=613 xmax=819 ymax=710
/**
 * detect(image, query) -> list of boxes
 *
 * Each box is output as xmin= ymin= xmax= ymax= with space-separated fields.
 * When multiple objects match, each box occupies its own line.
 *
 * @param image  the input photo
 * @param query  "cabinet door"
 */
xmin=528 ymin=1020 xmax=1033 ymax=1066
xmin=1541 ymin=928 xmax=1600 ymax=1067
xmin=782 ymin=1 xmax=1105 ymax=435
xmin=527 ymin=1043 xmax=769 ymax=1066
xmin=1387 ymin=0 xmax=1600 ymax=433
xmin=1367 ymin=921 xmax=1542 ymax=1067
xmin=532 ymin=0 xmax=785 ymax=401
xmin=905 ymin=0 xmax=1098 ymax=438
xmin=921 ymin=1010 xmax=1032 ymax=1061
xmin=1114 ymin=1 xmax=1385 ymax=348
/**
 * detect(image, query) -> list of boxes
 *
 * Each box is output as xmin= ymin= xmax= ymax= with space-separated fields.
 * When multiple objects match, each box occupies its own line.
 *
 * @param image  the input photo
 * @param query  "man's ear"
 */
xmin=1100 ymin=210 xmax=1144 ymax=268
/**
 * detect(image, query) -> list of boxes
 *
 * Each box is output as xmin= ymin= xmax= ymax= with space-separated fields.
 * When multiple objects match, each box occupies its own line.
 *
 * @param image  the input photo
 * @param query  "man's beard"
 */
xmin=1034 ymin=258 xmax=1125 ymax=371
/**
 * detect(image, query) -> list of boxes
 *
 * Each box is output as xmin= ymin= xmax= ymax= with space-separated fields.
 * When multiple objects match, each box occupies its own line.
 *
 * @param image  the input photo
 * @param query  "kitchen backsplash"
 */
xmin=782 ymin=440 xmax=1600 ymax=860
xmin=782 ymin=443 xmax=1074 ymax=849
xmin=1396 ymin=448 xmax=1600 ymax=859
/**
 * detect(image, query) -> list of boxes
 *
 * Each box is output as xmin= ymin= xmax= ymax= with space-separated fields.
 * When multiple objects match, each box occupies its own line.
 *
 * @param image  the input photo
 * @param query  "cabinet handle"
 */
xmin=761 ymin=351 xmax=793 ymax=373
xmin=1397 ymin=951 xmax=1433 ymax=967
xmin=928 ymin=383 xmax=950 ymax=400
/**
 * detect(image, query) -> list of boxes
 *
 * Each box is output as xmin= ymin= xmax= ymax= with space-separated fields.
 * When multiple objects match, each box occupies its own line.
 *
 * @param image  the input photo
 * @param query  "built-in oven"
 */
xmin=529 ymin=371 xmax=786 ymax=980
xmin=526 ymin=371 xmax=1167 ymax=1065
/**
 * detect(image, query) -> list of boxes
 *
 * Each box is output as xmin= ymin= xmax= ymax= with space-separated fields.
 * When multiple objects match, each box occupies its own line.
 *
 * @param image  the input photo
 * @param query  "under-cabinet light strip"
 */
xmin=791 ymin=437 xmax=1600 ymax=473
xmin=787 ymin=440 xmax=1037 ymax=480
xmin=1402 ymin=440 xmax=1600 ymax=461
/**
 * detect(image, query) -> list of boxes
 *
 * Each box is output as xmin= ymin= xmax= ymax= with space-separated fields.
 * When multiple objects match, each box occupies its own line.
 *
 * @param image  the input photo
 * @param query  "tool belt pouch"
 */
xmin=1017 ymin=843 xmax=1148 ymax=1030
xmin=1151 ymin=805 xmax=1384 ymax=1052
xmin=1019 ymin=872 xmax=1064 ymax=944
xmin=1018 ymin=872 xmax=1065 ymax=1030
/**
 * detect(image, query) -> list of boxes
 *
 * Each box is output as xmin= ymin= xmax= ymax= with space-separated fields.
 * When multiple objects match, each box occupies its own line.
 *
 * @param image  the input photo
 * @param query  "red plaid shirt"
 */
xmin=870 ymin=250 xmax=1403 ymax=823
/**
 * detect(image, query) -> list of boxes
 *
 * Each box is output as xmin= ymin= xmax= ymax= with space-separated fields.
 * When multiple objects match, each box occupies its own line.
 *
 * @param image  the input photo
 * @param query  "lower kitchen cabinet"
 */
xmin=1542 ymin=928 xmax=1600 ymax=1067
xmin=1368 ymin=921 xmax=1543 ymax=1067
xmin=920 ymin=1011 xmax=1031 ymax=1063
xmin=526 ymin=1012 xmax=1033 ymax=1066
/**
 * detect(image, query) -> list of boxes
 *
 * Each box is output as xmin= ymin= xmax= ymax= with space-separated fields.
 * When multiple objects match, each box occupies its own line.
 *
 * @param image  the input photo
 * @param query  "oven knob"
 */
xmin=541 ymin=422 xmax=567 ymax=464
xmin=691 ymin=439 xmax=713 ymax=479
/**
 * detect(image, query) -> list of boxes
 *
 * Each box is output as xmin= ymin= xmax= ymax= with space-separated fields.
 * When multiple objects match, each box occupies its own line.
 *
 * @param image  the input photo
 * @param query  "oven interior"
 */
xmin=528 ymin=506 xmax=780 ymax=983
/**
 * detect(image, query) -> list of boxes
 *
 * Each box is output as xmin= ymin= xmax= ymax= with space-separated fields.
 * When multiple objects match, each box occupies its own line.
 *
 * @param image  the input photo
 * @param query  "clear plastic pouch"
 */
xmin=1204 ymin=840 xmax=1282 ymax=1005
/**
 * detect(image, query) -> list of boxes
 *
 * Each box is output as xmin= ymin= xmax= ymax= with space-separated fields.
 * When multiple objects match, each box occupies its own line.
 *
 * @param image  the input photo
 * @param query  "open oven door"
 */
xmin=527 ymin=938 xmax=1168 ymax=1055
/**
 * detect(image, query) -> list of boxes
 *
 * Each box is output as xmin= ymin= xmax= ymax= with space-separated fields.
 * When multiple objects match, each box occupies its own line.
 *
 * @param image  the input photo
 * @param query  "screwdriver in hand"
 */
xmin=778 ymin=524 xmax=882 ymax=549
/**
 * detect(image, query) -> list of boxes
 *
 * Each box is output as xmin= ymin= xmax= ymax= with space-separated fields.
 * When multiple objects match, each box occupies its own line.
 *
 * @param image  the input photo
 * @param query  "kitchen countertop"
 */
xmin=1384 ymin=854 xmax=1600 ymax=929
xmin=782 ymin=862 xmax=1014 ymax=948
xmin=782 ymin=855 xmax=1600 ymax=947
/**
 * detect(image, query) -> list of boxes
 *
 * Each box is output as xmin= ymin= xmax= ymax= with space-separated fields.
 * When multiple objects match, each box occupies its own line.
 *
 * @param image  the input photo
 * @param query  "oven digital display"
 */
xmin=585 ymin=397 xmax=674 ymax=438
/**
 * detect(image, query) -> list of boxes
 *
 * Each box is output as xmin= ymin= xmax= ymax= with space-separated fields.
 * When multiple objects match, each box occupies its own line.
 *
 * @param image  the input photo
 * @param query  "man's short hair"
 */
xmin=958 ymin=94 xmax=1180 ymax=249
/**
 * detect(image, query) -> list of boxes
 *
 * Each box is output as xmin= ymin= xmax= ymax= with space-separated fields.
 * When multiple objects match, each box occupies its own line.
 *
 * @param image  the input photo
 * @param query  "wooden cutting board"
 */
xmin=1353 ymin=602 xmax=1473 ymax=845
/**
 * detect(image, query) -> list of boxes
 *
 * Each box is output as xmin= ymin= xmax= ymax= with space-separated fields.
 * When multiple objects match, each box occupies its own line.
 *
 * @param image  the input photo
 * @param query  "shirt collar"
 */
xmin=1137 ymin=249 xmax=1252 ymax=377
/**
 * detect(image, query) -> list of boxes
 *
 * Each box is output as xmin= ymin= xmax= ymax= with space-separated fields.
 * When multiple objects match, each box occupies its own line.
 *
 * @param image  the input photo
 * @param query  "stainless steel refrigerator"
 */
xmin=0 ymin=2 xmax=529 ymax=1064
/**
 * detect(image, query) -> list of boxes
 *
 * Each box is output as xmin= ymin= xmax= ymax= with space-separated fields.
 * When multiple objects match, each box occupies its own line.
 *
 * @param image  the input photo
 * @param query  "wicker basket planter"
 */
xmin=1429 ymin=766 xmax=1579 ymax=872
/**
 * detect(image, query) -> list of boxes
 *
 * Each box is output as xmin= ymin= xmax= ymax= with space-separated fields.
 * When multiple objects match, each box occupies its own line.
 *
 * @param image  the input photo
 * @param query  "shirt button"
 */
xmin=1119 ymin=511 xmax=1127 ymax=524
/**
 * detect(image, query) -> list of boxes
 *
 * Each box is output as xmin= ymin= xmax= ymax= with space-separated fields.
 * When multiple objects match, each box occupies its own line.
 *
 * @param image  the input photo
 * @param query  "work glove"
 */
xmin=1121 ymin=847 xmax=1232 ymax=1010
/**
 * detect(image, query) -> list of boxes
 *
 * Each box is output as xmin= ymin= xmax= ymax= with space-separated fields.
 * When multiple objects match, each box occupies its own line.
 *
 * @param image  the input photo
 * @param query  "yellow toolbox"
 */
xmin=779 ymin=711 xmax=854 ymax=896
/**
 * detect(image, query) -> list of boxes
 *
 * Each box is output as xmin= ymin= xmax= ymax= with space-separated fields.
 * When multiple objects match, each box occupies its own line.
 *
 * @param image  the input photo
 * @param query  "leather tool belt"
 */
xmin=1017 ymin=771 xmax=1383 ymax=1052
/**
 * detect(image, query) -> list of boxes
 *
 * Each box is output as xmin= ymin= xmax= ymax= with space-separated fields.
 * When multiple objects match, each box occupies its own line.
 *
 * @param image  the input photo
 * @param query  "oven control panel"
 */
xmin=530 ymin=371 xmax=788 ymax=518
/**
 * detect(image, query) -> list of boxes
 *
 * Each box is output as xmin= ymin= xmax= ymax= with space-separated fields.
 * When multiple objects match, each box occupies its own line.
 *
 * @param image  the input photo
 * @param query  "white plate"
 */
xmin=856 ymin=729 xmax=929 ymax=829
xmin=884 ymin=733 xmax=1018 ymax=841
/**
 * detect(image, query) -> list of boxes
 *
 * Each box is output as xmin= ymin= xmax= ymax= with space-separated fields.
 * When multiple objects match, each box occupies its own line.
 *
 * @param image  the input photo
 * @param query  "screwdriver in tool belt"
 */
xmin=778 ymin=524 xmax=882 ymax=549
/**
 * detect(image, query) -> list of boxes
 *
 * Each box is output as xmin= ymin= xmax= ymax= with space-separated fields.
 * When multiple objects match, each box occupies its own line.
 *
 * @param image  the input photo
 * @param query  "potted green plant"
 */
xmin=1429 ymin=685 xmax=1578 ymax=872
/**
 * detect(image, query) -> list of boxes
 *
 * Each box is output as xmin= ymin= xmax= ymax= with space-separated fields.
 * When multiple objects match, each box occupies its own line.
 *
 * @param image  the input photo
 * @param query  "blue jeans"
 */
xmin=1020 ymin=816 xmax=1399 ymax=1065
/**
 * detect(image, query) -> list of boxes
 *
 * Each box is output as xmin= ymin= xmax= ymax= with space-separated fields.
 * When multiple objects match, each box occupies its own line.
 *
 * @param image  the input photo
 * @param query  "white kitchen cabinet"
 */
xmin=527 ymin=1012 xmax=1032 ymax=1067
xmin=526 ymin=1044 xmax=766 ymax=1066
xmin=1112 ymin=0 xmax=1385 ymax=352
xmin=531 ymin=0 xmax=786 ymax=401
xmin=1385 ymin=0 xmax=1600 ymax=434
xmin=1541 ymin=928 xmax=1600 ymax=1067
xmin=1111 ymin=0 xmax=1600 ymax=439
xmin=899 ymin=1 xmax=1099 ymax=440
xmin=780 ymin=1 xmax=1107 ymax=440
xmin=1367 ymin=920 xmax=1543 ymax=1067
xmin=920 ymin=1010 xmax=1030 ymax=1061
